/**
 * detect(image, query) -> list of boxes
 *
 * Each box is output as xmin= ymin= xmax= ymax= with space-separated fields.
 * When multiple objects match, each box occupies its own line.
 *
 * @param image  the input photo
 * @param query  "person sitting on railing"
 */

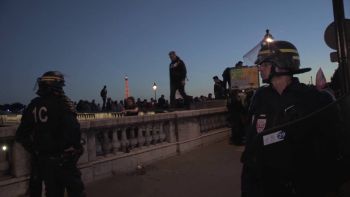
xmin=122 ymin=96 xmax=139 ymax=116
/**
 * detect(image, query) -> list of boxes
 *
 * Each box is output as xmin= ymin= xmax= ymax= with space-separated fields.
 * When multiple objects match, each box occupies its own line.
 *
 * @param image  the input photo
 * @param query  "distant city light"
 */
xmin=2 ymin=145 xmax=7 ymax=151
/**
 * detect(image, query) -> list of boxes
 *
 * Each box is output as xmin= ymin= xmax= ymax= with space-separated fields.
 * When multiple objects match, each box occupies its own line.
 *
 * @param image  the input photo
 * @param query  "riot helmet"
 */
xmin=255 ymin=40 xmax=311 ymax=82
xmin=36 ymin=71 xmax=65 ymax=96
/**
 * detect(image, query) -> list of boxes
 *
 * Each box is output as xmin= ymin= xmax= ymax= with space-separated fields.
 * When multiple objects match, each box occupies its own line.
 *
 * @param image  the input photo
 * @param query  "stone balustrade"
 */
xmin=0 ymin=107 xmax=230 ymax=196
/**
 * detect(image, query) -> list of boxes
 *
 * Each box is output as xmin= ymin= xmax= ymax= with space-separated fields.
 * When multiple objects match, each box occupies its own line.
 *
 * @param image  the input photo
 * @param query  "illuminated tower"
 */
xmin=124 ymin=75 xmax=129 ymax=99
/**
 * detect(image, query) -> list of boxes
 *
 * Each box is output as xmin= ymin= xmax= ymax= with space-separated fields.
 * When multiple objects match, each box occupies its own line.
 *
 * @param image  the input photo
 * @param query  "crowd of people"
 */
xmin=74 ymin=96 xmax=169 ymax=114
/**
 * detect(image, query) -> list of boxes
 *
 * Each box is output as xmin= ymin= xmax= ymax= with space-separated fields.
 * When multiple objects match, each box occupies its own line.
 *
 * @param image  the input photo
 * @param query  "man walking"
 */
xmin=169 ymin=51 xmax=190 ymax=108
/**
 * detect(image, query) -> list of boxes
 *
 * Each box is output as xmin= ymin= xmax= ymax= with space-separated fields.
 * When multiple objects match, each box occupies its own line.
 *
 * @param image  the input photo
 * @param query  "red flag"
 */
xmin=316 ymin=68 xmax=327 ymax=90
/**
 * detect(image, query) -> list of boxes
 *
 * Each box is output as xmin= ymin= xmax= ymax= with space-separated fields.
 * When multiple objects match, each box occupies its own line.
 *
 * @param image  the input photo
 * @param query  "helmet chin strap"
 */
xmin=263 ymin=64 xmax=293 ymax=84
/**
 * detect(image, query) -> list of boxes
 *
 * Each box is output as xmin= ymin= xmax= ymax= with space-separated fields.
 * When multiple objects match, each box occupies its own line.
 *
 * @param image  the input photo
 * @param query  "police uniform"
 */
xmin=241 ymin=41 xmax=339 ymax=197
xmin=16 ymin=71 xmax=85 ymax=197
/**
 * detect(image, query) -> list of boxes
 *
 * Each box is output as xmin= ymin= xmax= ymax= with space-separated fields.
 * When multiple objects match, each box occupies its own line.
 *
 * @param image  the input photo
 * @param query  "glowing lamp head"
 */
xmin=152 ymin=82 xmax=157 ymax=91
xmin=265 ymin=37 xmax=274 ymax=43
xmin=2 ymin=145 xmax=7 ymax=151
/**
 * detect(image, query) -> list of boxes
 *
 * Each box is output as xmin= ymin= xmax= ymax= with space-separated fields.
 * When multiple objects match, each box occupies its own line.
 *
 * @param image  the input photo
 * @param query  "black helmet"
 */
xmin=255 ymin=40 xmax=311 ymax=75
xmin=36 ymin=71 xmax=65 ymax=96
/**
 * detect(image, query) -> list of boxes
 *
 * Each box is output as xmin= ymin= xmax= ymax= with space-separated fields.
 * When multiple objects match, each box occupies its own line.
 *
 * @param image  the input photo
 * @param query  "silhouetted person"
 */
xmin=213 ymin=76 xmax=225 ymax=99
xmin=106 ymin=97 xmax=112 ymax=111
xmin=235 ymin=60 xmax=244 ymax=68
xmin=227 ymin=90 xmax=246 ymax=145
xmin=169 ymin=51 xmax=191 ymax=108
xmin=122 ymin=96 xmax=139 ymax=116
xmin=100 ymin=85 xmax=107 ymax=110
xmin=16 ymin=71 xmax=85 ymax=197
xmin=222 ymin=67 xmax=231 ymax=93
xmin=91 ymin=99 xmax=98 ymax=112
xmin=158 ymin=94 xmax=166 ymax=109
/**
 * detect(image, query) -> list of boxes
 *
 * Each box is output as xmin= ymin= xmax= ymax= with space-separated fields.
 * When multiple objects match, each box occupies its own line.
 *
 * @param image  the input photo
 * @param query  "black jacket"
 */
xmin=169 ymin=58 xmax=187 ymax=84
xmin=241 ymin=78 xmax=339 ymax=196
xmin=16 ymin=95 xmax=81 ymax=156
xmin=214 ymin=80 xmax=225 ymax=99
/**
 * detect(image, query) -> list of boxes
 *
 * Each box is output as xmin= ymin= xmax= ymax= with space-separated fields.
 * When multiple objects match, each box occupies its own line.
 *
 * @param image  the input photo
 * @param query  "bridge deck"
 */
xmin=86 ymin=141 xmax=244 ymax=197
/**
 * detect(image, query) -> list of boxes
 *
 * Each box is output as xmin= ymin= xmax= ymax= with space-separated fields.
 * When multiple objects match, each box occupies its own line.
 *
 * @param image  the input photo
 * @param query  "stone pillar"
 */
xmin=129 ymin=127 xmax=138 ymax=148
xmin=159 ymin=123 xmax=166 ymax=143
xmin=167 ymin=120 xmax=177 ymax=143
xmin=87 ymin=130 xmax=97 ymax=162
xmin=11 ymin=142 xmax=30 ymax=177
xmin=137 ymin=126 xmax=146 ymax=148
xmin=152 ymin=123 xmax=160 ymax=144
xmin=144 ymin=124 xmax=152 ymax=146
xmin=78 ymin=132 xmax=88 ymax=164
xmin=120 ymin=127 xmax=129 ymax=152
xmin=112 ymin=128 xmax=121 ymax=153
xmin=101 ymin=130 xmax=112 ymax=155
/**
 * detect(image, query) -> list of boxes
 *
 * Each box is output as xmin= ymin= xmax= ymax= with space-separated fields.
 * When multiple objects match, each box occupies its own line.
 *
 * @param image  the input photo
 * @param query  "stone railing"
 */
xmin=0 ymin=112 xmax=125 ymax=126
xmin=0 ymin=107 xmax=229 ymax=196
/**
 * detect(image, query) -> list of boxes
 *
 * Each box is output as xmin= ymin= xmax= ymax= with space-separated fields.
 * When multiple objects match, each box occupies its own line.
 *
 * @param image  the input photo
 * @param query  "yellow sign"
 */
xmin=230 ymin=67 xmax=259 ymax=89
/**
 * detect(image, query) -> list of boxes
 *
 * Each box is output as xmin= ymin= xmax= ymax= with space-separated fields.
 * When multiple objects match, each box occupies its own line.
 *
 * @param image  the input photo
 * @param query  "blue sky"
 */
xmin=0 ymin=0 xmax=349 ymax=104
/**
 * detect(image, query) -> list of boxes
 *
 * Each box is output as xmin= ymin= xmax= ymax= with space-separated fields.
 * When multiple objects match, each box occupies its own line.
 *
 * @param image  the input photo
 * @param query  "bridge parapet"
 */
xmin=0 ymin=107 xmax=229 ymax=196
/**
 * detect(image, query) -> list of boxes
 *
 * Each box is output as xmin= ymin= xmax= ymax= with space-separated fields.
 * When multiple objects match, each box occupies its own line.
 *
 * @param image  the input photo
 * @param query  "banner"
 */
xmin=229 ymin=66 xmax=259 ymax=90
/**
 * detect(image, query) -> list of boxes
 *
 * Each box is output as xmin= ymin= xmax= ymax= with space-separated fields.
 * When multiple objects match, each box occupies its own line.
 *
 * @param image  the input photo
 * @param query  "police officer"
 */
xmin=241 ymin=41 xmax=339 ymax=197
xmin=16 ymin=71 xmax=86 ymax=197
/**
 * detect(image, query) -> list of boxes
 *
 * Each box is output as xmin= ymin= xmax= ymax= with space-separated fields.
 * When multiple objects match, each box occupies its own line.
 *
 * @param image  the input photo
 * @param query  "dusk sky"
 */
xmin=1 ymin=0 xmax=349 ymax=105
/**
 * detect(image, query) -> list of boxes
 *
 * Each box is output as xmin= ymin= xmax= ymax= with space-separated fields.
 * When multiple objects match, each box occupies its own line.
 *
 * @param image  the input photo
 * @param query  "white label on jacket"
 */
xmin=263 ymin=130 xmax=286 ymax=146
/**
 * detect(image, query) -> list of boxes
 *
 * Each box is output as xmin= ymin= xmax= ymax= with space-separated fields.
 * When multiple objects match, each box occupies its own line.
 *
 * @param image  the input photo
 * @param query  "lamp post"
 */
xmin=152 ymin=82 xmax=157 ymax=101
xmin=264 ymin=29 xmax=274 ymax=43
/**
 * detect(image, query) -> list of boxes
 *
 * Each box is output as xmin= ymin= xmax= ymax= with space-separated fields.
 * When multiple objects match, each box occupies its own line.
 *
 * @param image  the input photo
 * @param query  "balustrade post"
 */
xmin=78 ymin=131 xmax=88 ymax=164
xmin=101 ymin=130 xmax=112 ymax=155
xmin=201 ymin=116 xmax=206 ymax=132
xmin=11 ymin=142 xmax=30 ymax=177
xmin=159 ymin=123 xmax=166 ymax=143
xmin=112 ymin=128 xmax=121 ymax=154
xmin=87 ymin=130 xmax=97 ymax=162
xmin=144 ymin=124 xmax=152 ymax=146
xmin=137 ymin=126 xmax=146 ymax=148
xmin=120 ymin=127 xmax=130 ymax=153
xmin=153 ymin=123 xmax=161 ymax=144
xmin=130 ymin=127 xmax=138 ymax=149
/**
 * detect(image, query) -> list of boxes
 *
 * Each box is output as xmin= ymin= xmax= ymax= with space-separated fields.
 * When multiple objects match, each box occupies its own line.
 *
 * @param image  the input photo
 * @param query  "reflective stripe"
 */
xmin=280 ymin=49 xmax=298 ymax=53
xmin=292 ymin=56 xmax=300 ymax=60
xmin=258 ymin=50 xmax=272 ymax=55
xmin=258 ymin=48 xmax=298 ymax=55
xmin=41 ymin=76 xmax=63 ymax=81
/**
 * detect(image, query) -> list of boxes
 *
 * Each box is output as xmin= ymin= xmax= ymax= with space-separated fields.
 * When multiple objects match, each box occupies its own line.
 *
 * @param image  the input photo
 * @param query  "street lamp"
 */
xmin=264 ymin=29 xmax=274 ymax=43
xmin=152 ymin=82 xmax=157 ymax=101
xmin=2 ymin=145 xmax=7 ymax=151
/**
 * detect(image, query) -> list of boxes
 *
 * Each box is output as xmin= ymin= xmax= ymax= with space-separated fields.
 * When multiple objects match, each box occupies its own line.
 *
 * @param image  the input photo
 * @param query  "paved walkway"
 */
xmin=86 ymin=141 xmax=244 ymax=197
